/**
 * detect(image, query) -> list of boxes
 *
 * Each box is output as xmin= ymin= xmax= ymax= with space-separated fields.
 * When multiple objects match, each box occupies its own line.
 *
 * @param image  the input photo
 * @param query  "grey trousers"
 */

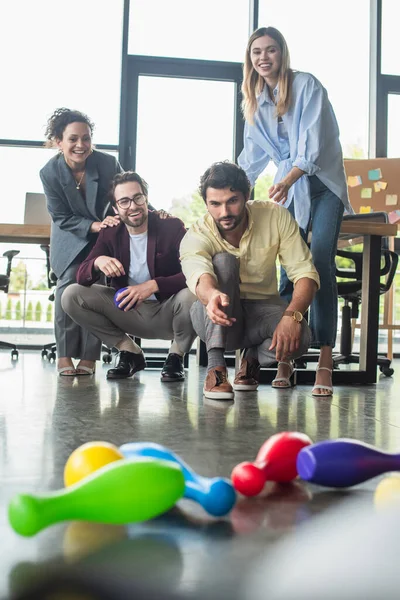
xmin=190 ymin=253 xmax=312 ymax=367
xmin=61 ymin=284 xmax=198 ymax=354
xmin=55 ymin=261 xmax=102 ymax=360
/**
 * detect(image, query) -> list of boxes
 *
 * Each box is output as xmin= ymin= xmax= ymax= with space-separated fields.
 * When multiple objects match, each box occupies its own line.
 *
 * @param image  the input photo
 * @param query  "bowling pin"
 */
xmin=120 ymin=442 xmax=236 ymax=517
xmin=297 ymin=438 xmax=400 ymax=488
xmin=9 ymin=458 xmax=185 ymax=537
xmin=374 ymin=476 xmax=400 ymax=511
xmin=231 ymin=432 xmax=313 ymax=496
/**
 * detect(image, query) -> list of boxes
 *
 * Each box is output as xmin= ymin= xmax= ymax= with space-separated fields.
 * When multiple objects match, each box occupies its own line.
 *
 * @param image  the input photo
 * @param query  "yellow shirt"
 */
xmin=180 ymin=201 xmax=320 ymax=300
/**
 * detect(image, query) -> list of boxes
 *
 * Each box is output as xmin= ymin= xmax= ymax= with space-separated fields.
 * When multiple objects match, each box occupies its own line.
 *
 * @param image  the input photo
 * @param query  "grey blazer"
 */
xmin=40 ymin=150 xmax=122 ymax=278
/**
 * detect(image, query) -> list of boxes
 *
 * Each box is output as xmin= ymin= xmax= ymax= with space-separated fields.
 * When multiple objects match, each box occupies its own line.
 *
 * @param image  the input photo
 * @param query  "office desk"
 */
xmin=197 ymin=221 xmax=397 ymax=386
xmin=0 ymin=224 xmax=50 ymax=245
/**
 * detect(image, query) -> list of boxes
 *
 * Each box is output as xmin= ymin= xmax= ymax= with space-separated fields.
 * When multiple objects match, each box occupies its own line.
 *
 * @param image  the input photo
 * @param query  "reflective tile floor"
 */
xmin=1 ymin=351 xmax=400 ymax=599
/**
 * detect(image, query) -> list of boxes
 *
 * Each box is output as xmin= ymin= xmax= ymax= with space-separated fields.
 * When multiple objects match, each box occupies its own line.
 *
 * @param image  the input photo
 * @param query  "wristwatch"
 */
xmin=282 ymin=310 xmax=303 ymax=323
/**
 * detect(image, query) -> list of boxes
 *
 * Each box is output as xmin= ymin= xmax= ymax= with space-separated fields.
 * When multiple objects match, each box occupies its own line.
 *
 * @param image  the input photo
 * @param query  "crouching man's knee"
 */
xmin=61 ymin=283 xmax=82 ymax=314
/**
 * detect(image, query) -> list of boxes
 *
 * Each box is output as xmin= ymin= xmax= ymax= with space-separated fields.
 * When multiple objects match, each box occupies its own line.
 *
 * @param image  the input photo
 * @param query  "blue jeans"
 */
xmin=279 ymin=175 xmax=344 ymax=348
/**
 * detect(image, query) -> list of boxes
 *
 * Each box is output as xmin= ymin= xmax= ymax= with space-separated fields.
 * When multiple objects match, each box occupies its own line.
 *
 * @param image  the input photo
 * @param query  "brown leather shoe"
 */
xmin=233 ymin=358 xmax=260 ymax=391
xmin=203 ymin=367 xmax=234 ymax=400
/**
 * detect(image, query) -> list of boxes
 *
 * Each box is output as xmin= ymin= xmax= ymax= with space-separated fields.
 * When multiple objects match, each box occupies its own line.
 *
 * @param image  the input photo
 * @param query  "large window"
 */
xmin=258 ymin=0 xmax=370 ymax=159
xmin=387 ymin=94 xmax=400 ymax=158
xmin=135 ymin=76 xmax=235 ymax=220
xmin=128 ymin=0 xmax=250 ymax=61
xmin=381 ymin=0 xmax=400 ymax=76
xmin=0 ymin=0 xmax=123 ymax=144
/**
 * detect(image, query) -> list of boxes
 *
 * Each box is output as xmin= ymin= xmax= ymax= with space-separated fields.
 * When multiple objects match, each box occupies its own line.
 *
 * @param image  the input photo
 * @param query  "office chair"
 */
xmin=334 ymin=212 xmax=398 ymax=377
xmin=0 ymin=250 xmax=20 ymax=359
xmin=40 ymin=245 xmax=113 ymax=363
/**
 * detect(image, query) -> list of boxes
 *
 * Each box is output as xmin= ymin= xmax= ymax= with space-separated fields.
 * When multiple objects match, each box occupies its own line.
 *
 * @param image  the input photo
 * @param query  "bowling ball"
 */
xmin=374 ymin=476 xmax=400 ymax=511
xmin=114 ymin=287 xmax=135 ymax=310
xmin=64 ymin=441 xmax=124 ymax=487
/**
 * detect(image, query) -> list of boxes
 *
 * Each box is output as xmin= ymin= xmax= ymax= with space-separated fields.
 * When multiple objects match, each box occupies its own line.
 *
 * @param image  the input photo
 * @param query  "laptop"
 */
xmin=24 ymin=192 xmax=52 ymax=225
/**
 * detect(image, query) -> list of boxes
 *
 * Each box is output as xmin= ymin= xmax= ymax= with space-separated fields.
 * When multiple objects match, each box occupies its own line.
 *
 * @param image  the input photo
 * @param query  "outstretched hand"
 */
xmin=206 ymin=292 xmax=236 ymax=327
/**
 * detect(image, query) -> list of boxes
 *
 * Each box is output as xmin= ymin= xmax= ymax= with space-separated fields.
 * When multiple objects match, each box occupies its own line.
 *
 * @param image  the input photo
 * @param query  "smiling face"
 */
xmin=56 ymin=122 xmax=92 ymax=168
xmin=205 ymin=187 xmax=248 ymax=234
xmin=113 ymin=180 xmax=149 ymax=233
xmin=250 ymin=34 xmax=282 ymax=83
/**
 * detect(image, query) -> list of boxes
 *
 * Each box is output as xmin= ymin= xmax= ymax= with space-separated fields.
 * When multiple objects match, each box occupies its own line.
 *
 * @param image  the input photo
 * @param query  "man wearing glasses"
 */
xmin=62 ymin=171 xmax=197 ymax=381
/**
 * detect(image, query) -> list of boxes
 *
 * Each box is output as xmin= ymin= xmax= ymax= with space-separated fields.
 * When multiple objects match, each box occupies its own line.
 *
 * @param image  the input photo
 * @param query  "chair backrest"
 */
xmin=0 ymin=250 xmax=20 ymax=293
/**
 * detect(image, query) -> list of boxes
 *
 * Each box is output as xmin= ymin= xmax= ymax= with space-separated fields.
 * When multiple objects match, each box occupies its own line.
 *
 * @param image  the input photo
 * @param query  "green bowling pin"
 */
xmin=9 ymin=458 xmax=185 ymax=537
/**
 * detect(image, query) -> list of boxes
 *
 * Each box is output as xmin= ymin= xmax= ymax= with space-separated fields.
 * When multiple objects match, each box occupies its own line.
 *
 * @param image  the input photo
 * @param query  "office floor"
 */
xmin=1 ymin=351 xmax=400 ymax=600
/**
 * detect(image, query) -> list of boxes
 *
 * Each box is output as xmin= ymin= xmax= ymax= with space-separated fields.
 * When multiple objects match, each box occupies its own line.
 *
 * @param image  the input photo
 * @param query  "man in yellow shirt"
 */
xmin=180 ymin=162 xmax=320 ymax=400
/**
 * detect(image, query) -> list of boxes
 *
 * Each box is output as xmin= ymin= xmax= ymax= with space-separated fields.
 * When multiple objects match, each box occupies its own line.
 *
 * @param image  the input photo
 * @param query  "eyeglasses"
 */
xmin=115 ymin=194 xmax=147 ymax=210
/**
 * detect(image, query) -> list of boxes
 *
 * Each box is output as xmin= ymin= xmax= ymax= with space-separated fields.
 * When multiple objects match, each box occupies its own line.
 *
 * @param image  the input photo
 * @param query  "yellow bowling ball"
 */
xmin=374 ymin=475 xmax=400 ymax=511
xmin=64 ymin=441 xmax=124 ymax=487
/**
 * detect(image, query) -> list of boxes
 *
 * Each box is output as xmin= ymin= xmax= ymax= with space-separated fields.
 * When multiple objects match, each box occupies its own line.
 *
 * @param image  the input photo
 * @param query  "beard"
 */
xmin=216 ymin=208 xmax=246 ymax=232
xmin=120 ymin=211 xmax=148 ymax=229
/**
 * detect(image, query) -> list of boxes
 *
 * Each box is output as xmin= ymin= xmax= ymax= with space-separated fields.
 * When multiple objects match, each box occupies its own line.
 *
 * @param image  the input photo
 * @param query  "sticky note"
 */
xmin=375 ymin=181 xmax=388 ymax=191
xmin=360 ymin=206 xmax=372 ymax=213
xmin=368 ymin=168 xmax=382 ymax=181
xmin=388 ymin=210 xmax=400 ymax=224
xmin=386 ymin=194 xmax=398 ymax=206
xmin=347 ymin=175 xmax=362 ymax=187
xmin=361 ymin=188 xmax=373 ymax=199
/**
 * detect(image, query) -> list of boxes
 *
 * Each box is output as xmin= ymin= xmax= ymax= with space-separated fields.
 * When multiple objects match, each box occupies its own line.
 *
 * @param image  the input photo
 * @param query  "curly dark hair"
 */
xmin=109 ymin=171 xmax=149 ymax=205
xmin=44 ymin=108 xmax=95 ymax=146
xmin=199 ymin=161 xmax=251 ymax=202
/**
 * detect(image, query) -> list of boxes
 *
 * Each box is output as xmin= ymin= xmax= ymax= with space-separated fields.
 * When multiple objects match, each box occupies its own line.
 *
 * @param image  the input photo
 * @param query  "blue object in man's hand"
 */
xmin=114 ymin=287 xmax=131 ymax=310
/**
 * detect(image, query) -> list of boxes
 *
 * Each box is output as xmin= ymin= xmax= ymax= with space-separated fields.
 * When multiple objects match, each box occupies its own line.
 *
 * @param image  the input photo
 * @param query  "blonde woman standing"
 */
xmin=238 ymin=27 xmax=352 ymax=396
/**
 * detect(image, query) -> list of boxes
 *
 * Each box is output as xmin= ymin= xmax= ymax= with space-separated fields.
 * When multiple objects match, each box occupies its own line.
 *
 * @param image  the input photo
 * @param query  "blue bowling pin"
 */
xmin=297 ymin=438 xmax=400 ymax=488
xmin=120 ymin=442 xmax=236 ymax=516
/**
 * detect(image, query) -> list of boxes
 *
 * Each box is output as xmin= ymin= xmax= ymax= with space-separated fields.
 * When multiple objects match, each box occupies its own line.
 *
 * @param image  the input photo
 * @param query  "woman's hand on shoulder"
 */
xmin=90 ymin=216 xmax=120 ymax=233
xmin=155 ymin=209 xmax=173 ymax=220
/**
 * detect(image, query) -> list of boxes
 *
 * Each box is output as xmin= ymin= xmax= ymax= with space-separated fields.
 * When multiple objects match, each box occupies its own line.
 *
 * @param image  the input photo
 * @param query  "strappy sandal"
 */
xmin=312 ymin=366 xmax=333 ymax=397
xmin=271 ymin=361 xmax=297 ymax=388
xmin=58 ymin=366 xmax=77 ymax=377
xmin=75 ymin=362 xmax=96 ymax=376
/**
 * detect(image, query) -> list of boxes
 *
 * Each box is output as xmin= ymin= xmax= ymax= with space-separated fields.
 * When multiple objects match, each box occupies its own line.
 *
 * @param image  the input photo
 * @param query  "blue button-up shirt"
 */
xmin=238 ymin=72 xmax=352 ymax=230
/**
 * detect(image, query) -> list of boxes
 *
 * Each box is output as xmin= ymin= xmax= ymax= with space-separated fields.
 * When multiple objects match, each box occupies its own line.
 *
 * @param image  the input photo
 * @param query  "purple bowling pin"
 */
xmin=297 ymin=438 xmax=400 ymax=488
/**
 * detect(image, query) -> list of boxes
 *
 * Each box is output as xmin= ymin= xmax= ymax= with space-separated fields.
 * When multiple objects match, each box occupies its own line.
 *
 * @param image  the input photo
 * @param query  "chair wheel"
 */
xmin=11 ymin=350 xmax=19 ymax=360
xmin=380 ymin=366 xmax=394 ymax=377
xmin=103 ymin=353 xmax=112 ymax=363
xmin=41 ymin=349 xmax=48 ymax=359
xmin=48 ymin=352 xmax=56 ymax=362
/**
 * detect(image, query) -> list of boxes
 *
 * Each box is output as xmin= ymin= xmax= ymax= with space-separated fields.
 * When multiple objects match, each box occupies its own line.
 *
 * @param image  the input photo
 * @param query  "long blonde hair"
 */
xmin=242 ymin=27 xmax=293 ymax=124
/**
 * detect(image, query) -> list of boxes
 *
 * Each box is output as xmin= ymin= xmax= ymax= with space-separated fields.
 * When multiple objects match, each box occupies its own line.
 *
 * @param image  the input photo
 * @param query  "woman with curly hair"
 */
xmin=238 ymin=27 xmax=352 ymax=397
xmin=40 ymin=108 xmax=123 ymax=376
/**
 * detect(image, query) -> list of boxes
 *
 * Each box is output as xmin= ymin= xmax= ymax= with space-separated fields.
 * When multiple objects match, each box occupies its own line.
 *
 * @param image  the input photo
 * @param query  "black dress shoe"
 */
xmin=106 ymin=351 xmax=146 ymax=380
xmin=161 ymin=353 xmax=185 ymax=382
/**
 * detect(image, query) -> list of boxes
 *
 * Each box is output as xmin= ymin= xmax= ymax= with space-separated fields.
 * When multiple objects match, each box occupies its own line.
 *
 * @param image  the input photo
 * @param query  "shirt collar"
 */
xmin=259 ymin=83 xmax=279 ymax=106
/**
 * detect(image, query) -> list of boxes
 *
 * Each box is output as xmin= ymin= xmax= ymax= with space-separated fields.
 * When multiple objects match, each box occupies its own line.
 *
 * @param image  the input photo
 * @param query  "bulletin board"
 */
xmin=344 ymin=158 xmax=400 ymax=223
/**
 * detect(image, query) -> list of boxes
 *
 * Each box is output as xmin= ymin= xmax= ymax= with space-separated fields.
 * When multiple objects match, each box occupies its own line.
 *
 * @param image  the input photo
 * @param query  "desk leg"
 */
xmin=359 ymin=234 xmax=381 ymax=383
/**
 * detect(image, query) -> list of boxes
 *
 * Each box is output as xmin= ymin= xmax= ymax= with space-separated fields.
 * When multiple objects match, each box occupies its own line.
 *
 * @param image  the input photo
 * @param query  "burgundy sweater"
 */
xmin=76 ymin=212 xmax=187 ymax=301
